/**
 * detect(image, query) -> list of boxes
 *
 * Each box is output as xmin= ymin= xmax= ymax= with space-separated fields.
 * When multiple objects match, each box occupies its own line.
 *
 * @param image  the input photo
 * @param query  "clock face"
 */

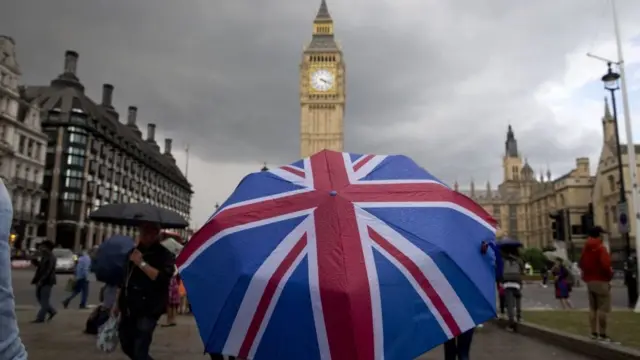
xmin=310 ymin=69 xmax=335 ymax=92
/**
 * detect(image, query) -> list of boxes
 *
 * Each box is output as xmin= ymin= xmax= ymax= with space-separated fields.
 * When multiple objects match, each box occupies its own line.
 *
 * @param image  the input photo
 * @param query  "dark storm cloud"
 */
xmin=2 ymin=0 xmax=639 ymax=181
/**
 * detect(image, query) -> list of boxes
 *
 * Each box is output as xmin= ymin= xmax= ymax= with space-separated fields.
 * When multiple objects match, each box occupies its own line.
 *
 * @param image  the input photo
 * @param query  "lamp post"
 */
xmin=601 ymin=62 xmax=637 ymax=307
xmin=261 ymin=162 xmax=269 ymax=172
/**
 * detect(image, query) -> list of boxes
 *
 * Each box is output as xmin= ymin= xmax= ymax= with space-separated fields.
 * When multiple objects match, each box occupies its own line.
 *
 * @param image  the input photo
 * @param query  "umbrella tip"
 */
xmin=329 ymin=190 xmax=337 ymax=196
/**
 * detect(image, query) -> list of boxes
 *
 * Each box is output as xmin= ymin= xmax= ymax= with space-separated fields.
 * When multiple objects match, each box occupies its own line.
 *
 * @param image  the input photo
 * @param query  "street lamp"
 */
xmin=261 ymin=162 xmax=269 ymax=172
xmin=601 ymin=62 xmax=637 ymax=307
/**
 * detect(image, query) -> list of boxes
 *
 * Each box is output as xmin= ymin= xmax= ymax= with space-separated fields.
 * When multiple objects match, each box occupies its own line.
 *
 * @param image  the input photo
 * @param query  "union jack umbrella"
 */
xmin=177 ymin=150 xmax=499 ymax=360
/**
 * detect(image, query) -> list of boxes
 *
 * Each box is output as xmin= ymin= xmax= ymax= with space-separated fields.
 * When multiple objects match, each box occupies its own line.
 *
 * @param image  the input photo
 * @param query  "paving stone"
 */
xmin=16 ymin=310 xmax=591 ymax=359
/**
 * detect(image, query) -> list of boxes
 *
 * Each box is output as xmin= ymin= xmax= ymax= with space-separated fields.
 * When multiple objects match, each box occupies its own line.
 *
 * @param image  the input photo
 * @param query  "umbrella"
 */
xmin=92 ymin=235 xmax=135 ymax=285
xmin=176 ymin=149 xmax=498 ymax=360
xmin=89 ymin=202 xmax=188 ymax=229
xmin=497 ymin=238 xmax=522 ymax=248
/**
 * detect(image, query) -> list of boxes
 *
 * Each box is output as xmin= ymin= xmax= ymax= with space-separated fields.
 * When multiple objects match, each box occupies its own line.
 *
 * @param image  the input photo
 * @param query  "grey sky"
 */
xmin=2 ymin=0 xmax=640 ymax=225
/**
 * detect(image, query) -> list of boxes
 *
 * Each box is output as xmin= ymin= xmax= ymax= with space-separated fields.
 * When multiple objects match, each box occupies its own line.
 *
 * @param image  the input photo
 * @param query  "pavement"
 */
xmin=10 ymin=269 xmax=632 ymax=310
xmin=17 ymin=309 xmax=592 ymax=360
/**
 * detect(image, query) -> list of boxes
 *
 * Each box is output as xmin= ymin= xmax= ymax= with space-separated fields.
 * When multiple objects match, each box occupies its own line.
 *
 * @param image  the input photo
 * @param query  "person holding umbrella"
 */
xmin=110 ymin=222 xmax=176 ymax=360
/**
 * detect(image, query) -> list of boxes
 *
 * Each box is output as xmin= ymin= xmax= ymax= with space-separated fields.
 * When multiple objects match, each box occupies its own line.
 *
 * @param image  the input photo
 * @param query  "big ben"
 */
xmin=300 ymin=0 xmax=345 ymax=158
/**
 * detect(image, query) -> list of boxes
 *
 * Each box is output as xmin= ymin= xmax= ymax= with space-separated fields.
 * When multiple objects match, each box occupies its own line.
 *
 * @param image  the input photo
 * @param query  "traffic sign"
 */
xmin=618 ymin=202 xmax=630 ymax=234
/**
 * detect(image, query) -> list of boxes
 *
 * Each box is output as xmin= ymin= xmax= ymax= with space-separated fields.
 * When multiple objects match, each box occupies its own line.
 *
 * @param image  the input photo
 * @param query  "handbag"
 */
xmin=97 ymin=316 xmax=119 ymax=353
xmin=65 ymin=278 xmax=77 ymax=292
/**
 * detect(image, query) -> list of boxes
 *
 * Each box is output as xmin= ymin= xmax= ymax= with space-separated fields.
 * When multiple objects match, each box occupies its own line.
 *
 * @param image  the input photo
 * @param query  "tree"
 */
xmin=520 ymin=247 xmax=548 ymax=272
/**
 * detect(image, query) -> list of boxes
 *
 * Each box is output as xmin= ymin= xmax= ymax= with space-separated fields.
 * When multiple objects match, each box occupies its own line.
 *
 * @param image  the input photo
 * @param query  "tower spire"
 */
xmin=604 ymin=96 xmax=613 ymax=121
xmin=316 ymin=0 xmax=331 ymax=20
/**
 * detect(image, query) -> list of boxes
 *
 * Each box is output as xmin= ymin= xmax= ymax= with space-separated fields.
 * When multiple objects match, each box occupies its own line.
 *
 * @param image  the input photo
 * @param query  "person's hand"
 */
xmin=480 ymin=241 xmax=489 ymax=254
xmin=111 ymin=305 xmax=120 ymax=318
xmin=129 ymin=249 xmax=143 ymax=266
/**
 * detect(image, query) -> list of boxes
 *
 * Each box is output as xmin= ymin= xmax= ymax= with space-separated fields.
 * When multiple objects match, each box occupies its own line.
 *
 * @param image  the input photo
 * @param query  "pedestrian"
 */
xmin=552 ymin=258 xmax=573 ymax=309
xmin=162 ymin=269 xmax=180 ymax=327
xmin=579 ymin=226 xmax=614 ymax=342
xmin=500 ymin=246 xmax=523 ymax=331
xmin=540 ymin=263 xmax=549 ymax=288
xmin=0 ymin=178 xmax=28 ymax=359
xmin=443 ymin=239 xmax=503 ymax=360
xmin=178 ymin=277 xmax=188 ymax=314
xmin=112 ymin=222 xmax=176 ymax=360
xmin=497 ymin=282 xmax=506 ymax=317
xmin=31 ymin=240 xmax=57 ymax=323
xmin=63 ymin=249 xmax=91 ymax=309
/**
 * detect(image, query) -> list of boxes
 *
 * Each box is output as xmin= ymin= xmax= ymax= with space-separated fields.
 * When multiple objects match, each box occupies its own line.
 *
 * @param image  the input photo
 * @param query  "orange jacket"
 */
xmin=579 ymin=237 xmax=613 ymax=282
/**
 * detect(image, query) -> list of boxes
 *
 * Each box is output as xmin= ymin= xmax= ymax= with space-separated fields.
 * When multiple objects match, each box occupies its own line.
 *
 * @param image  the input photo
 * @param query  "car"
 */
xmin=53 ymin=248 xmax=77 ymax=273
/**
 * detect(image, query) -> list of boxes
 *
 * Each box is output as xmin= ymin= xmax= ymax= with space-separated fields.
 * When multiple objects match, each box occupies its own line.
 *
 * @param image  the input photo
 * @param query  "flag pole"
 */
xmin=609 ymin=0 xmax=640 ymax=312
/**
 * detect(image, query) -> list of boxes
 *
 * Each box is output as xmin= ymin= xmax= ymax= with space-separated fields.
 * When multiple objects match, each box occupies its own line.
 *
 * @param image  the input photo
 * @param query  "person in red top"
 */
xmin=579 ymin=226 xmax=614 ymax=342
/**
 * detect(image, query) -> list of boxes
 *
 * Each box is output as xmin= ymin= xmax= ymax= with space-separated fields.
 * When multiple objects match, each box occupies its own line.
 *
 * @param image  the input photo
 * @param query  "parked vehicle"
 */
xmin=53 ymin=248 xmax=77 ymax=273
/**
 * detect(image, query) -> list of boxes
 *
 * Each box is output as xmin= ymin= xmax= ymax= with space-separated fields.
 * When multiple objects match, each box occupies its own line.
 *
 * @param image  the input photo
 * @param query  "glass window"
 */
xmin=61 ymin=200 xmax=81 ymax=217
xmin=64 ymin=177 xmax=83 ymax=189
xmin=69 ymin=132 xmax=87 ymax=145
xmin=18 ymin=135 xmax=26 ymax=153
xmin=66 ymin=155 xmax=85 ymax=167
xmin=67 ymin=146 xmax=85 ymax=156
xmin=62 ymin=192 xmax=82 ymax=201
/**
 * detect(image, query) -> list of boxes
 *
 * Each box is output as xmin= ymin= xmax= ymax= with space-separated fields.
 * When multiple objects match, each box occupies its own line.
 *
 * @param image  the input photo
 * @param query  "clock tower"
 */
xmin=300 ymin=0 xmax=345 ymax=158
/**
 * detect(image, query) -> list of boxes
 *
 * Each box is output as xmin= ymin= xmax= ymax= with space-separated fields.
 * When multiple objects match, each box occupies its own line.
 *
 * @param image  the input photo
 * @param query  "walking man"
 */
xmin=0 ymin=178 xmax=27 ymax=358
xmin=112 ymin=222 xmax=175 ymax=360
xmin=31 ymin=240 xmax=57 ymax=323
xmin=63 ymin=249 xmax=91 ymax=309
xmin=501 ymin=246 xmax=524 ymax=331
xmin=579 ymin=226 xmax=614 ymax=342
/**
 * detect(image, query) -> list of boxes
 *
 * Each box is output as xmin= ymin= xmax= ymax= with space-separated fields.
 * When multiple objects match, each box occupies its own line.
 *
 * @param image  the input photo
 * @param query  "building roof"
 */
xmin=306 ymin=0 xmax=340 ymax=52
xmin=22 ymin=51 xmax=192 ymax=192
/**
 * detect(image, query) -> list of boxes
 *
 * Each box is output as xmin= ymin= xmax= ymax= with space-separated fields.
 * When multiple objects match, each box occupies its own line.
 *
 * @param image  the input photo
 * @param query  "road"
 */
xmin=11 ymin=268 xmax=630 ymax=310
xmin=18 ymin=309 xmax=592 ymax=359
xmin=12 ymin=269 xmax=103 ymax=308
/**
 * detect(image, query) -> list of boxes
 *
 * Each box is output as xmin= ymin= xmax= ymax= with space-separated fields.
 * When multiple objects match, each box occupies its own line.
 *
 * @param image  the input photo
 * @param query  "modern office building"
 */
xmin=22 ymin=50 xmax=192 ymax=250
xmin=0 ymin=36 xmax=48 ymax=249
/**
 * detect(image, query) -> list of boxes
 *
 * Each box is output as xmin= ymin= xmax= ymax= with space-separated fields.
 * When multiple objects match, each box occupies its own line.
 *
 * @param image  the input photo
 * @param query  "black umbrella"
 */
xmin=89 ymin=202 xmax=189 ymax=229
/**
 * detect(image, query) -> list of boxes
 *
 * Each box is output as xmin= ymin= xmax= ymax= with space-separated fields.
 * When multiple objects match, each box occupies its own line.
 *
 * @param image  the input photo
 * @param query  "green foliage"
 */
xmin=520 ymin=247 xmax=547 ymax=272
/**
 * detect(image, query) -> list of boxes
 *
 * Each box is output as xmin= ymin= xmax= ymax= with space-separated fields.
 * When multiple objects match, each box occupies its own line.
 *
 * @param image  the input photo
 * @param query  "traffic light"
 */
xmin=549 ymin=210 xmax=566 ymax=241
xmin=581 ymin=203 xmax=595 ymax=234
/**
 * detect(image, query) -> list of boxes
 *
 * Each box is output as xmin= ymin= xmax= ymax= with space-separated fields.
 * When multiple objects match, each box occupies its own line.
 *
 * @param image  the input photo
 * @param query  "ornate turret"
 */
xmin=505 ymin=124 xmax=518 ymax=158
xmin=486 ymin=181 xmax=492 ymax=197
xmin=454 ymin=180 xmax=459 ymax=192
xmin=470 ymin=179 xmax=476 ymax=197
xmin=307 ymin=0 xmax=338 ymax=51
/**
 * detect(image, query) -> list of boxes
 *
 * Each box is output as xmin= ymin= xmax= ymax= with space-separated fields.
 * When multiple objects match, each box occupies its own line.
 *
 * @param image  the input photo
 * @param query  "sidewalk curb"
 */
xmin=493 ymin=318 xmax=640 ymax=360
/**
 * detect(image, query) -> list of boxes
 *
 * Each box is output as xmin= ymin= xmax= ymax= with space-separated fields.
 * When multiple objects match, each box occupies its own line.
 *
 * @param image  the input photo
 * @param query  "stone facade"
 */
xmin=299 ymin=0 xmax=345 ymax=158
xmin=0 ymin=35 xmax=48 ymax=249
xmin=21 ymin=50 xmax=193 ymax=250
xmin=458 ymin=124 xmax=594 ymax=251
xmin=592 ymin=98 xmax=640 ymax=262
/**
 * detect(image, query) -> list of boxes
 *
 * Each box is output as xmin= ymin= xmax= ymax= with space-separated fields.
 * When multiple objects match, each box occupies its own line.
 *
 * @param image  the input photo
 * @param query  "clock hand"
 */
xmin=320 ymin=78 xmax=328 ymax=84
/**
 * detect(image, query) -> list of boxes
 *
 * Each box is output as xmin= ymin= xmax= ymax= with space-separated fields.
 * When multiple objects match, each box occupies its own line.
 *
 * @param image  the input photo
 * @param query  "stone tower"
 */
xmin=299 ymin=0 xmax=345 ymax=158
xmin=503 ymin=125 xmax=523 ymax=181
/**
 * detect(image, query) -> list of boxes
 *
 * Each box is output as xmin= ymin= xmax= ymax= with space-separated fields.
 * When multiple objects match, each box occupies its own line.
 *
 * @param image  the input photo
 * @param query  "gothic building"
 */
xmin=21 ymin=50 xmax=193 ymax=250
xmin=0 ymin=35 xmax=48 ymax=248
xmin=458 ymin=124 xmax=594 ymax=251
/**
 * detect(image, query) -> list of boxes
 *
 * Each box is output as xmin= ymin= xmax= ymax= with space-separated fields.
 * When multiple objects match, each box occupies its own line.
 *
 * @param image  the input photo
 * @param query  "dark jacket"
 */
xmin=31 ymin=250 xmax=56 ymax=286
xmin=118 ymin=242 xmax=175 ymax=319
xmin=579 ymin=237 xmax=613 ymax=282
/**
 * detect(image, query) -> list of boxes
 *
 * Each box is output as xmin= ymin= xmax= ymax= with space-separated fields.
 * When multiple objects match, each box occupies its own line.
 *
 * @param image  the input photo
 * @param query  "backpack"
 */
xmin=502 ymin=258 xmax=522 ymax=282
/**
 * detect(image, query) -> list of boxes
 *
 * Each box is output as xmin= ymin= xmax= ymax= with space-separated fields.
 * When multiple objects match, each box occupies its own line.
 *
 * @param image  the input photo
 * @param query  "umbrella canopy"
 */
xmin=176 ymin=150 xmax=498 ymax=360
xmin=89 ymin=202 xmax=188 ymax=229
xmin=497 ymin=238 xmax=522 ymax=248
xmin=92 ymin=235 xmax=135 ymax=285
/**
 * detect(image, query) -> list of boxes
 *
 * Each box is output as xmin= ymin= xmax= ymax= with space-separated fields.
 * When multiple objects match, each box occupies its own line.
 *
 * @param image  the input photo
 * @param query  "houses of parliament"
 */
xmin=298 ymin=2 xmax=637 ymax=260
